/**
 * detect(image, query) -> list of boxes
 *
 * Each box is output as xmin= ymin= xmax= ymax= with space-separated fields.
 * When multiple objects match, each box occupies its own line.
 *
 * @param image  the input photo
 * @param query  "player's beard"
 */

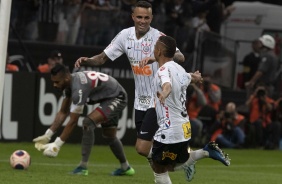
xmin=137 ymin=26 xmax=149 ymax=36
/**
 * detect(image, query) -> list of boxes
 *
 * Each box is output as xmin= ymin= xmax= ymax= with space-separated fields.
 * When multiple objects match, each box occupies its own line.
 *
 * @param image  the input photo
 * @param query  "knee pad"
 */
xmin=82 ymin=117 xmax=96 ymax=130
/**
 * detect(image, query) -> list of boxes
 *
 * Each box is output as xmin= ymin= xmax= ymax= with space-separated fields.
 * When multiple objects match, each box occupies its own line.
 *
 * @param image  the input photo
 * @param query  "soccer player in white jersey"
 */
xmin=151 ymin=35 xmax=230 ymax=183
xmin=74 ymin=0 xmax=184 ymax=166
xmin=33 ymin=63 xmax=135 ymax=176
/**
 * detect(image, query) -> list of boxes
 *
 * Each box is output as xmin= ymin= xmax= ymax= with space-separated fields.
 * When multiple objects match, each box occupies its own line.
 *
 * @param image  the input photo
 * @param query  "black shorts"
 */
xmin=95 ymin=92 xmax=127 ymax=128
xmin=152 ymin=140 xmax=190 ymax=166
xmin=135 ymin=108 xmax=159 ymax=141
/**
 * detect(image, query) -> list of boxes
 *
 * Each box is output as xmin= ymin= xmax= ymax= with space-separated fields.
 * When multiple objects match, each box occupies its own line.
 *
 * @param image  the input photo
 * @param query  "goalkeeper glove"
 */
xmin=42 ymin=137 xmax=65 ymax=158
xmin=33 ymin=129 xmax=54 ymax=151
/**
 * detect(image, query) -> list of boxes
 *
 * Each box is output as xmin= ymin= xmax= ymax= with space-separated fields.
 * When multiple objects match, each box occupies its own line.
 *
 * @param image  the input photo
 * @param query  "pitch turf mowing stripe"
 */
xmin=1 ymin=160 xmax=282 ymax=168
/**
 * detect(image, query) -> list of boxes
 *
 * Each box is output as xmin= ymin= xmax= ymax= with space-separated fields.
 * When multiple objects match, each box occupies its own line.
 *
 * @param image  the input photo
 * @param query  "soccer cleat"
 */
xmin=111 ymin=166 xmax=135 ymax=176
xmin=183 ymin=164 xmax=196 ymax=182
xmin=203 ymin=141 xmax=231 ymax=166
xmin=71 ymin=166 xmax=89 ymax=176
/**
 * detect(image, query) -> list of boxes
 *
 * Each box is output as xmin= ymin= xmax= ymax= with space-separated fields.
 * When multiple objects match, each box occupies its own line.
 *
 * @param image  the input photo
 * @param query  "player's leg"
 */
xmin=135 ymin=108 xmax=159 ymax=157
xmin=154 ymin=171 xmax=172 ymax=184
xmin=98 ymin=92 xmax=134 ymax=176
xmin=71 ymin=114 xmax=101 ymax=175
xmin=72 ymin=94 xmax=124 ymax=175
xmin=151 ymin=141 xmax=179 ymax=184
xmin=101 ymin=126 xmax=134 ymax=176
xmin=173 ymin=141 xmax=231 ymax=181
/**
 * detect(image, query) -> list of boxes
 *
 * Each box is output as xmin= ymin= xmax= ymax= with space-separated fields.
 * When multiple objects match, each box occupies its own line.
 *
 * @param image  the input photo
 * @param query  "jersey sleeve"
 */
xmin=104 ymin=30 xmax=126 ymax=61
xmin=186 ymin=72 xmax=192 ymax=84
xmin=158 ymin=65 xmax=171 ymax=86
xmin=70 ymin=103 xmax=84 ymax=114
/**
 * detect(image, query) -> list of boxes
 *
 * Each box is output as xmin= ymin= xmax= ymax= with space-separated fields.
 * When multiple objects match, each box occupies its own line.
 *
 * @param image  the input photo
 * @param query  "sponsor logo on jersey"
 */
xmin=78 ymin=72 xmax=87 ymax=84
xmin=140 ymin=131 xmax=148 ymax=134
xmin=138 ymin=95 xmax=151 ymax=107
xmin=141 ymin=42 xmax=151 ymax=54
xmin=164 ymin=119 xmax=171 ymax=128
xmin=142 ymin=45 xmax=150 ymax=54
xmin=132 ymin=65 xmax=152 ymax=76
xmin=130 ymin=60 xmax=139 ymax=65
xmin=162 ymin=151 xmax=177 ymax=160
xmin=164 ymin=106 xmax=171 ymax=128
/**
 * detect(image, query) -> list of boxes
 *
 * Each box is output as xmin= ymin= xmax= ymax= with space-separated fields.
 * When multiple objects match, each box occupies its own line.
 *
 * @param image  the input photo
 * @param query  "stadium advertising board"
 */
xmin=1 ymin=72 xmax=137 ymax=145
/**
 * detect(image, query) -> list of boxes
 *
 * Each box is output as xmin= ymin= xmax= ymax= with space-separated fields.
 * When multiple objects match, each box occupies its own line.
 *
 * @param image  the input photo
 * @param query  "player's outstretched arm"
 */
xmin=189 ymin=71 xmax=203 ymax=84
xmin=157 ymin=82 xmax=172 ymax=105
xmin=33 ymin=97 xmax=71 ymax=151
xmin=42 ymin=113 xmax=80 ymax=157
xmin=74 ymin=52 xmax=109 ymax=67
xmin=139 ymin=57 xmax=156 ymax=68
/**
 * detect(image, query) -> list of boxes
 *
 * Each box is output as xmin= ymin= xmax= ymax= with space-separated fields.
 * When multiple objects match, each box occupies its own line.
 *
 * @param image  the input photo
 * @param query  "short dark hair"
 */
xmin=158 ymin=35 xmax=176 ymax=58
xmin=134 ymin=1 xmax=152 ymax=10
xmin=51 ymin=63 xmax=69 ymax=76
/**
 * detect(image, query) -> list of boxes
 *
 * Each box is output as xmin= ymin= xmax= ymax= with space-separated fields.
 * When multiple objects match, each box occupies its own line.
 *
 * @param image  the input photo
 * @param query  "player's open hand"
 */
xmin=139 ymin=57 xmax=155 ymax=68
xmin=75 ymin=57 xmax=89 ymax=68
xmin=34 ymin=143 xmax=46 ymax=151
xmin=33 ymin=134 xmax=51 ymax=144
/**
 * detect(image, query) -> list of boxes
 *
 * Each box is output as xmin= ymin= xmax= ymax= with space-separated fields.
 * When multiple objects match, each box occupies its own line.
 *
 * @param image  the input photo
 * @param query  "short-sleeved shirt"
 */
xmin=67 ymin=71 xmax=126 ymax=114
xmin=257 ymin=51 xmax=278 ymax=84
xmin=104 ymin=26 xmax=167 ymax=111
xmin=153 ymin=61 xmax=192 ymax=144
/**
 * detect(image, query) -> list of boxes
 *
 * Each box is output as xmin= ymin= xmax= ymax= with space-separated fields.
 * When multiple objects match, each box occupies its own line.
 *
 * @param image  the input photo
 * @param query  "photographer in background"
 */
xmin=186 ymin=83 xmax=206 ymax=147
xmin=201 ymin=75 xmax=221 ymax=112
xmin=272 ymin=97 xmax=282 ymax=149
xmin=246 ymin=86 xmax=279 ymax=149
xmin=210 ymin=102 xmax=246 ymax=148
xmin=197 ymin=75 xmax=221 ymax=143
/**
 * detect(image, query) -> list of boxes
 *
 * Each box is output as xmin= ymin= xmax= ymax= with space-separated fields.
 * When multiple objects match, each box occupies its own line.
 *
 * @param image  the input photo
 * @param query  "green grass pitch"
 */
xmin=0 ymin=142 xmax=281 ymax=184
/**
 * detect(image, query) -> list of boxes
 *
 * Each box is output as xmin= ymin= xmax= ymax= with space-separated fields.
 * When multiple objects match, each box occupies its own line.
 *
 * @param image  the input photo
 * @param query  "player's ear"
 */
xmin=65 ymin=75 xmax=71 ymax=83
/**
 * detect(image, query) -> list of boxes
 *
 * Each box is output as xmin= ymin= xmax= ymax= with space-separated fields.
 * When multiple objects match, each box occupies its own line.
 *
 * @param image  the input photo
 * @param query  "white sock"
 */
xmin=188 ymin=149 xmax=209 ymax=165
xmin=147 ymin=147 xmax=153 ymax=166
xmin=154 ymin=171 xmax=172 ymax=184
xmin=147 ymin=146 xmax=153 ymax=158
xmin=121 ymin=161 xmax=129 ymax=170
xmin=79 ymin=161 xmax=88 ymax=168
xmin=174 ymin=149 xmax=208 ymax=171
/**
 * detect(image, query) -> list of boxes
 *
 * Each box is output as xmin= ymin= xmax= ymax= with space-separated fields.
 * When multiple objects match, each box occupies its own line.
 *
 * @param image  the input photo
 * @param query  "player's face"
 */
xmin=51 ymin=74 xmax=68 ymax=91
xmin=132 ymin=7 xmax=153 ymax=38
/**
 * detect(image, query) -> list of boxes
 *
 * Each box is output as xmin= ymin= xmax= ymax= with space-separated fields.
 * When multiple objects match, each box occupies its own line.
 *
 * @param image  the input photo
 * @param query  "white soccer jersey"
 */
xmin=153 ymin=61 xmax=192 ymax=144
xmin=104 ymin=27 xmax=165 ymax=111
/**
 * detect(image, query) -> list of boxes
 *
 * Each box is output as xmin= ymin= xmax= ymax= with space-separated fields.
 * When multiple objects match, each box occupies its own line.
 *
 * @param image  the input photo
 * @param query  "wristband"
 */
xmin=55 ymin=137 xmax=65 ymax=147
xmin=45 ymin=129 xmax=54 ymax=138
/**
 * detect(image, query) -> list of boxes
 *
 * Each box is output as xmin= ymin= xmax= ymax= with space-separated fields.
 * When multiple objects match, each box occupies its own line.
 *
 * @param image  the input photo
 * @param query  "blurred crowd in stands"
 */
xmin=6 ymin=0 xmax=282 ymax=149
xmin=8 ymin=0 xmax=236 ymax=51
